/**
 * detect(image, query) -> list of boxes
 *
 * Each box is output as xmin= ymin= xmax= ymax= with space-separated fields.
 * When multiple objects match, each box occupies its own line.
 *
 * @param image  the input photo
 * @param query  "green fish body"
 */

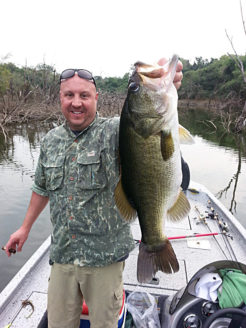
xmin=115 ymin=56 xmax=193 ymax=283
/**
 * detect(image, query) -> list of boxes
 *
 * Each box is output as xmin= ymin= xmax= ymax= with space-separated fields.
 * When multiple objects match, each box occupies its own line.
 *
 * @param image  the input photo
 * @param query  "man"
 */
xmin=4 ymin=59 xmax=183 ymax=328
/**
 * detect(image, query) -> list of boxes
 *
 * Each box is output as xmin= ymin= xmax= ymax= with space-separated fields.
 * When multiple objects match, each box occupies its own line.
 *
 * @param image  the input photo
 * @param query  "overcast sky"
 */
xmin=1 ymin=0 xmax=245 ymax=77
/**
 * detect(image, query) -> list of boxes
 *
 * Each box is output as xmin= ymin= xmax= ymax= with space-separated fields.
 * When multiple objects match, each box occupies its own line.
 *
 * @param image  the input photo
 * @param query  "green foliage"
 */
xmin=0 ymin=54 xmax=246 ymax=102
xmin=179 ymin=55 xmax=246 ymax=100
xmin=95 ymin=55 xmax=246 ymax=101
xmin=95 ymin=73 xmax=129 ymax=93
xmin=0 ymin=61 xmax=60 ymax=102
xmin=0 ymin=65 xmax=11 ymax=96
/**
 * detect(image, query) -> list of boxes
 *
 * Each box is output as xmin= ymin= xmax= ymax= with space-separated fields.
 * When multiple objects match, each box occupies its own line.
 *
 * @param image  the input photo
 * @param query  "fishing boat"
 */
xmin=1 ymin=181 xmax=246 ymax=328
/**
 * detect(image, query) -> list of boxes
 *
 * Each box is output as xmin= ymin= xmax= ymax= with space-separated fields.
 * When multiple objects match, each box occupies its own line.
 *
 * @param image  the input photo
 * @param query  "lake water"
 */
xmin=0 ymin=112 xmax=246 ymax=292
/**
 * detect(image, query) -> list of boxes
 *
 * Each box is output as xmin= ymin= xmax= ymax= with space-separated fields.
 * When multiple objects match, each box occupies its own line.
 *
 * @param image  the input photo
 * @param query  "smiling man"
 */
xmin=60 ymin=70 xmax=98 ymax=131
xmin=4 ymin=60 xmax=183 ymax=328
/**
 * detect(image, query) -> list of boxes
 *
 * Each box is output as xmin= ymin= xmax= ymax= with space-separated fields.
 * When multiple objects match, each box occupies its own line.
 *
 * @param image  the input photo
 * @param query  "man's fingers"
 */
xmin=4 ymin=228 xmax=28 ymax=257
xmin=3 ymin=245 xmax=16 ymax=257
xmin=157 ymin=57 xmax=168 ymax=66
xmin=176 ymin=60 xmax=183 ymax=73
xmin=174 ymin=62 xmax=183 ymax=90
xmin=17 ymin=242 xmax=24 ymax=252
xmin=5 ymin=239 xmax=19 ymax=256
xmin=174 ymin=71 xmax=183 ymax=83
xmin=158 ymin=58 xmax=183 ymax=71
xmin=174 ymin=81 xmax=182 ymax=90
xmin=157 ymin=58 xmax=183 ymax=89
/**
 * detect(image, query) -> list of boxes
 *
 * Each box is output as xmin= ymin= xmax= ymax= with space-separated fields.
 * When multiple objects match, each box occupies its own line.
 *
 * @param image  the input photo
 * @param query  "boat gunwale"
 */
xmin=0 ymin=236 xmax=51 ymax=312
xmin=190 ymin=181 xmax=246 ymax=240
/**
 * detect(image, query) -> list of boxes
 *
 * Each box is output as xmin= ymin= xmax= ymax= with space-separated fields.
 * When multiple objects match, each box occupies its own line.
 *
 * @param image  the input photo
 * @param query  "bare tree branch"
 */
xmin=240 ymin=0 xmax=246 ymax=38
xmin=0 ymin=90 xmax=34 ymax=126
xmin=0 ymin=122 xmax=8 ymax=142
xmin=226 ymin=29 xmax=246 ymax=83
xmin=224 ymin=0 xmax=246 ymax=132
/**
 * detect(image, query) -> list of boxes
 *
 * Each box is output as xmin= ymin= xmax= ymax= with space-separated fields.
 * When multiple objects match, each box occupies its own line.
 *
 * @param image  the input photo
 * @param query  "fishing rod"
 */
xmin=134 ymin=232 xmax=230 ymax=245
xmin=168 ymin=232 xmax=230 ymax=240
xmin=194 ymin=205 xmax=229 ymax=259
xmin=206 ymin=202 xmax=239 ymax=263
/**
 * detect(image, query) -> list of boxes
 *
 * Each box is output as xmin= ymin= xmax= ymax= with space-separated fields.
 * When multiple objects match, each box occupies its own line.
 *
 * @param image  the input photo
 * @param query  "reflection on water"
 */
xmin=0 ymin=113 xmax=246 ymax=292
xmin=181 ymin=136 xmax=246 ymax=227
xmin=179 ymin=109 xmax=246 ymax=228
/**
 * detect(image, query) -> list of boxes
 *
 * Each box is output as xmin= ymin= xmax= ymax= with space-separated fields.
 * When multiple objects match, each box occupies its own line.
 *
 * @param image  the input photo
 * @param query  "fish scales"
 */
xmin=120 ymin=129 xmax=169 ymax=240
xmin=115 ymin=56 xmax=192 ymax=283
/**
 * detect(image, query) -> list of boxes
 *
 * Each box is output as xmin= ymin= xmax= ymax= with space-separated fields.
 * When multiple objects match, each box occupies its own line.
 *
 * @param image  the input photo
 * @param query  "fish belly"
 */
xmin=119 ymin=123 xmax=183 ymax=282
xmin=120 ymin=125 xmax=181 ymax=245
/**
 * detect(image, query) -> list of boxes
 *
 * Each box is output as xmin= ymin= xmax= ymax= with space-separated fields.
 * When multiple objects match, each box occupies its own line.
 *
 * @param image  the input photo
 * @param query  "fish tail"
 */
xmin=137 ymin=239 xmax=179 ymax=283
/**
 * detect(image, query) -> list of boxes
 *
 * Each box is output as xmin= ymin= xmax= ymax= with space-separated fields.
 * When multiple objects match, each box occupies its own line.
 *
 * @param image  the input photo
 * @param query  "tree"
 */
xmin=225 ymin=0 xmax=246 ymax=132
xmin=0 ymin=65 xmax=11 ymax=96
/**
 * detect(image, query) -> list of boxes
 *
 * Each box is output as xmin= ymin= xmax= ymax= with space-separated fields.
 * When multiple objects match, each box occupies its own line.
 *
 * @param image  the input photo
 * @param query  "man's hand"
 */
xmin=3 ymin=192 xmax=49 ymax=257
xmin=4 ymin=227 xmax=29 ymax=257
xmin=158 ymin=58 xmax=183 ymax=90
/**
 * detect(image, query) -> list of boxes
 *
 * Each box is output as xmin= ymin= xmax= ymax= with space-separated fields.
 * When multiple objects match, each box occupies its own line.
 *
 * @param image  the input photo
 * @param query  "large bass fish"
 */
xmin=115 ymin=55 xmax=193 ymax=283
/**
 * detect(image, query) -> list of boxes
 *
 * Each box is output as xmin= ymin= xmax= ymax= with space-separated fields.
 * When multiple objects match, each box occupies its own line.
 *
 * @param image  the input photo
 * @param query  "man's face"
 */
xmin=60 ymin=75 xmax=98 ymax=131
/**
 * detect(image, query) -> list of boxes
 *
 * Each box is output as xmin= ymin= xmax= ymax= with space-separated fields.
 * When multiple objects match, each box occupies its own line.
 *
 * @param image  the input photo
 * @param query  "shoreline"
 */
xmin=178 ymin=99 xmax=238 ymax=112
xmin=0 ymin=95 xmax=242 ymax=129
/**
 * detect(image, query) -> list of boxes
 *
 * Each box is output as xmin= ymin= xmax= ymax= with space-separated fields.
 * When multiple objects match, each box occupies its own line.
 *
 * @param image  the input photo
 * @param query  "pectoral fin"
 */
xmin=160 ymin=131 xmax=174 ymax=161
xmin=114 ymin=178 xmax=137 ymax=221
xmin=167 ymin=189 xmax=191 ymax=221
xmin=179 ymin=125 xmax=194 ymax=144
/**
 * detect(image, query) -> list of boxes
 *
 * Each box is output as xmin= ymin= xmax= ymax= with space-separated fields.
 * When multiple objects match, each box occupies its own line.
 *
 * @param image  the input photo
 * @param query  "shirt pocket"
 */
xmin=42 ymin=155 xmax=65 ymax=190
xmin=77 ymin=149 xmax=107 ymax=189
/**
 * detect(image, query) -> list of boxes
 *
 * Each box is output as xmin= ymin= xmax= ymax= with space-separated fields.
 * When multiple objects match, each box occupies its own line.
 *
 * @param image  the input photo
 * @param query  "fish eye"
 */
xmin=128 ymin=82 xmax=140 ymax=93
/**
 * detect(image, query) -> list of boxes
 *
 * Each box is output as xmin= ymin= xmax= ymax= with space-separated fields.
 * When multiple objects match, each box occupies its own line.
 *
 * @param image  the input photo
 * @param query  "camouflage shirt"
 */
xmin=32 ymin=114 xmax=135 ymax=267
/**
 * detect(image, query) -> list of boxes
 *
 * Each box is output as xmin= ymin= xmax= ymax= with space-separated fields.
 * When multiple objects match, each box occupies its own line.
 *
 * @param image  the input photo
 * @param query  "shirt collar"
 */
xmin=63 ymin=113 xmax=99 ymax=138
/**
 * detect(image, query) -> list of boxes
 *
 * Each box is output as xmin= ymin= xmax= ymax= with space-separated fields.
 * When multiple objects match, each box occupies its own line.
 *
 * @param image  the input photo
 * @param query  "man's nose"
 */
xmin=72 ymin=96 xmax=82 ymax=107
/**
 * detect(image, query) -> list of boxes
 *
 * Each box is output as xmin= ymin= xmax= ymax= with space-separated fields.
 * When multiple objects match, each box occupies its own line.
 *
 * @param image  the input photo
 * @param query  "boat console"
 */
xmin=158 ymin=260 xmax=246 ymax=328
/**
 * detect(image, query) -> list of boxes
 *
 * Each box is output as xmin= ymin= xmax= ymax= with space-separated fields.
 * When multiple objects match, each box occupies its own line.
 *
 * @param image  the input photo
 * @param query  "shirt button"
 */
xmin=72 ymin=234 xmax=76 ymax=239
xmin=69 ymin=177 xmax=74 ymax=181
xmin=68 ymin=196 xmax=73 ymax=201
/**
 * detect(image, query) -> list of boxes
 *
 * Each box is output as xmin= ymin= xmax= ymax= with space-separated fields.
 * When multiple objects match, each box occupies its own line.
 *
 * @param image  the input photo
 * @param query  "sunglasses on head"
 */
xmin=59 ymin=69 xmax=96 ymax=87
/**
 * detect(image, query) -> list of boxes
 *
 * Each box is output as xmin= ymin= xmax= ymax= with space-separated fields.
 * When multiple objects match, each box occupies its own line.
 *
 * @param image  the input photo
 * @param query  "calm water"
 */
xmin=0 ymin=112 xmax=246 ymax=292
xmin=0 ymin=123 xmax=52 ymax=293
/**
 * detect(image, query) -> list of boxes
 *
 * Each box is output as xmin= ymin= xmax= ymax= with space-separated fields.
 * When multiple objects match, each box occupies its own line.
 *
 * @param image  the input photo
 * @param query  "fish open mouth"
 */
xmin=135 ymin=64 xmax=167 ymax=91
xmin=135 ymin=62 xmax=165 ymax=79
xmin=133 ymin=55 xmax=179 ymax=91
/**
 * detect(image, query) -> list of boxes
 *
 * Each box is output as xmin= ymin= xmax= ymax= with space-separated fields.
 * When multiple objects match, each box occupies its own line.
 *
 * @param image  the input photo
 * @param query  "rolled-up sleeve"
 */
xmin=32 ymin=144 xmax=49 ymax=197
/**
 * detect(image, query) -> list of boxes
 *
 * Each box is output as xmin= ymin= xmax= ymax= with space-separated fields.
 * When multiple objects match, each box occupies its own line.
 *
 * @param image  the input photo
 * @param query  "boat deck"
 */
xmin=1 ymin=182 xmax=246 ymax=327
xmin=124 ymin=183 xmax=246 ymax=297
xmin=0 ymin=237 xmax=50 ymax=327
